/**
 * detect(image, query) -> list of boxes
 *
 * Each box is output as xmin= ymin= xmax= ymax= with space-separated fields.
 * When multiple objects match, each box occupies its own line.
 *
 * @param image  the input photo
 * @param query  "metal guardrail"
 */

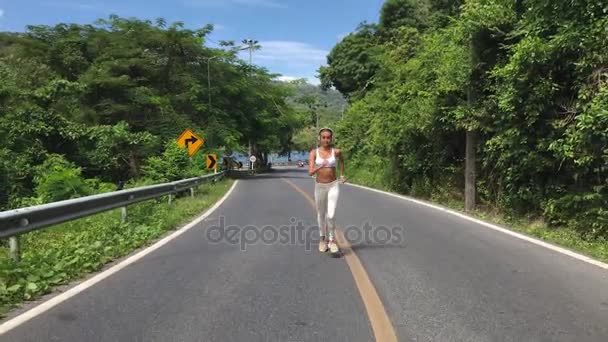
xmin=270 ymin=161 xmax=305 ymax=167
xmin=0 ymin=172 xmax=226 ymax=241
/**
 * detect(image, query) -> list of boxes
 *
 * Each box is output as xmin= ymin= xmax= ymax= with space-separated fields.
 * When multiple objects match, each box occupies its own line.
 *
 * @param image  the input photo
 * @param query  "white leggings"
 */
xmin=314 ymin=180 xmax=340 ymax=240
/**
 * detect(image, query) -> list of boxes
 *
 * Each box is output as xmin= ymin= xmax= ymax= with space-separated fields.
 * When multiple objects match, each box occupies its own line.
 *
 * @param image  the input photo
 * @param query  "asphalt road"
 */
xmin=2 ymin=168 xmax=608 ymax=341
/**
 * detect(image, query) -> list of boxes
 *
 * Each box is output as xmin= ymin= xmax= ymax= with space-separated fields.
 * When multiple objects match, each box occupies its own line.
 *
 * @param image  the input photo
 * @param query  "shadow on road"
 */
xmin=253 ymin=174 xmax=310 ymax=180
xmin=230 ymin=168 xmax=310 ymax=180
xmin=347 ymin=243 xmax=407 ymax=253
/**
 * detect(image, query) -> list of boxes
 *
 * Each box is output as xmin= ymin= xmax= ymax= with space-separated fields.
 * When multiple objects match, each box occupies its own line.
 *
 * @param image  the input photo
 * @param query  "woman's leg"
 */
xmin=326 ymin=182 xmax=340 ymax=242
xmin=314 ymin=183 xmax=328 ymax=239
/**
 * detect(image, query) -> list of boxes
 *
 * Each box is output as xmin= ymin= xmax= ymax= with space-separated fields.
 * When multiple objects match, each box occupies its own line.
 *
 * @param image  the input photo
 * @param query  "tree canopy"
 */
xmin=0 ymin=16 xmax=306 ymax=209
xmin=321 ymin=0 xmax=608 ymax=239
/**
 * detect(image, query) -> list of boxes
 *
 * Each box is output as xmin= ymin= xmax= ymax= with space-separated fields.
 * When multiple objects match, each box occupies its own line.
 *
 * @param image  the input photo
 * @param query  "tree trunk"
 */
xmin=248 ymin=139 xmax=252 ymax=169
xmin=465 ymin=37 xmax=478 ymax=212
xmin=465 ymin=130 xmax=476 ymax=212
xmin=128 ymin=151 xmax=139 ymax=179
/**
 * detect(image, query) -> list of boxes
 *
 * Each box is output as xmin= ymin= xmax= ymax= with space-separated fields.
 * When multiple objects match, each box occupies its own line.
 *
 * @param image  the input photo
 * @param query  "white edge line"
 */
xmin=0 ymin=179 xmax=240 ymax=335
xmin=345 ymin=182 xmax=608 ymax=270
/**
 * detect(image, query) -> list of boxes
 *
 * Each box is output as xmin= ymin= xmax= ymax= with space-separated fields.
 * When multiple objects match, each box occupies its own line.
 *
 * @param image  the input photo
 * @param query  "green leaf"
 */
xmin=26 ymin=275 xmax=40 ymax=283
xmin=7 ymin=284 xmax=22 ymax=293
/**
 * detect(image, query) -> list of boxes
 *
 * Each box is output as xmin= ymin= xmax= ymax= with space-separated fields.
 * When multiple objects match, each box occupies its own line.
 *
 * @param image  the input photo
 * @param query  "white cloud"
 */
xmin=308 ymin=77 xmax=321 ymax=86
xmin=275 ymin=75 xmax=321 ymax=86
xmin=0 ymin=9 xmax=4 ymax=18
xmin=184 ymin=0 xmax=286 ymax=9
xmin=242 ymin=41 xmax=326 ymax=87
xmin=42 ymin=2 xmax=104 ymax=11
xmin=254 ymin=41 xmax=328 ymax=64
xmin=276 ymin=76 xmax=299 ymax=82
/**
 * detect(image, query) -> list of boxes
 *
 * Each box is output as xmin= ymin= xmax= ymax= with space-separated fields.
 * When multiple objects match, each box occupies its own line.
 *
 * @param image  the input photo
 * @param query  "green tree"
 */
xmin=379 ymin=0 xmax=430 ymax=33
xmin=319 ymin=23 xmax=382 ymax=99
xmin=0 ymin=15 xmax=305 ymax=209
xmin=327 ymin=0 xmax=608 ymax=238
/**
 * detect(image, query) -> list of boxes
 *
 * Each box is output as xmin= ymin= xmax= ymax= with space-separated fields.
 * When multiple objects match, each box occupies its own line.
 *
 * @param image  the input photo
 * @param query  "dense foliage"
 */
xmin=321 ymin=0 xmax=608 ymax=238
xmin=284 ymin=79 xmax=347 ymax=151
xmin=0 ymin=16 xmax=305 ymax=210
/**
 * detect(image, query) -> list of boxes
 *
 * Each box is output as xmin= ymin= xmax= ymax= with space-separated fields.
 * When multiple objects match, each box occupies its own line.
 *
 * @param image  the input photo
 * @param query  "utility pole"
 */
xmin=206 ymin=55 xmax=219 ymax=107
xmin=242 ymin=39 xmax=258 ymax=67
xmin=242 ymin=39 xmax=259 ymax=169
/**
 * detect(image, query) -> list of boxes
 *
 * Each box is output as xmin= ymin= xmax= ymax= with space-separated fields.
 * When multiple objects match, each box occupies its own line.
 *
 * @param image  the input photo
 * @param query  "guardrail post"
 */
xmin=190 ymin=188 xmax=194 ymax=197
xmin=9 ymin=236 xmax=21 ymax=262
xmin=121 ymin=206 xmax=127 ymax=223
xmin=168 ymin=194 xmax=173 ymax=205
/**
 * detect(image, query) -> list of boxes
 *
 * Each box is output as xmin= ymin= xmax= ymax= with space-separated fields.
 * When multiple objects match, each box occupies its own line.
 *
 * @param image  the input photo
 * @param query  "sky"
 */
xmin=0 ymin=0 xmax=386 ymax=85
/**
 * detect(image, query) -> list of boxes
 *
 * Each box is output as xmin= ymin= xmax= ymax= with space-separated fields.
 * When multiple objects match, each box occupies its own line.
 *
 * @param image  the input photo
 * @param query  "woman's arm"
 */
xmin=337 ymin=149 xmax=346 ymax=183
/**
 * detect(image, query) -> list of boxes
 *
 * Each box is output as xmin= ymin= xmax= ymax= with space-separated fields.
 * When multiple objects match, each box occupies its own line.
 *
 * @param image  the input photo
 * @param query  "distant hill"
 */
xmin=285 ymin=81 xmax=347 ymax=125
xmin=274 ymin=80 xmax=348 ymax=152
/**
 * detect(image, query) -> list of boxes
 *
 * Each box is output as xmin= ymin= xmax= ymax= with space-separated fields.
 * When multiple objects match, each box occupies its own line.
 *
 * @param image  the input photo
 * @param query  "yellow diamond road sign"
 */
xmin=177 ymin=129 xmax=204 ymax=156
xmin=206 ymin=154 xmax=217 ymax=170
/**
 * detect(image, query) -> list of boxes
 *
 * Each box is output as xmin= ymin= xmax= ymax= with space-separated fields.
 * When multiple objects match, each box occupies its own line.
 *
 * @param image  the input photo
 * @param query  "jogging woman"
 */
xmin=308 ymin=127 xmax=346 ymax=254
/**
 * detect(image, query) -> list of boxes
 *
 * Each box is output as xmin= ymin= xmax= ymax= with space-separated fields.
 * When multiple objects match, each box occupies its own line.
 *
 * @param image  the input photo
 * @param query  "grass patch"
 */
xmin=0 ymin=179 xmax=233 ymax=318
xmin=347 ymin=176 xmax=608 ymax=264
xmin=469 ymin=209 xmax=608 ymax=263
xmin=345 ymin=161 xmax=392 ymax=193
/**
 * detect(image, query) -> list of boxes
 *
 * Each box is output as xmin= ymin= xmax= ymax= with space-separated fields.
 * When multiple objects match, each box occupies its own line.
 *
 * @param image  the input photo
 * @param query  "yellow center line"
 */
xmin=282 ymin=178 xmax=398 ymax=342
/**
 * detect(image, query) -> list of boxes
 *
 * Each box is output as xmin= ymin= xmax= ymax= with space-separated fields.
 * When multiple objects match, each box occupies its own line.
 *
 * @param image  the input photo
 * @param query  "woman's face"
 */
xmin=319 ymin=131 xmax=332 ymax=147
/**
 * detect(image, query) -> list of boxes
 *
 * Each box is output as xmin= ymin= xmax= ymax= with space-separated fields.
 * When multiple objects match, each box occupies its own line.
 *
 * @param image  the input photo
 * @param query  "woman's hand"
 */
xmin=309 ymin=160 xmax=327 ymax=176
xmin=315 ymin=160 xmax=328 ymax=171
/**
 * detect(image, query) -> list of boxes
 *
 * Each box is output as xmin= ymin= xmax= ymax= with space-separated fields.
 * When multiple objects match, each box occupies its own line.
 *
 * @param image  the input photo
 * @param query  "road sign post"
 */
xmin=249 ymin=155 xmax=256 ymax=170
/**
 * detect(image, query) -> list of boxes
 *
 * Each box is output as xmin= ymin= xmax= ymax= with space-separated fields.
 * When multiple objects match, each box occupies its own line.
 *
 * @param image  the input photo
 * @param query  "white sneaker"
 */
xmin=319 ymin=239 xmax=328 ymax=252
xmin=328 ymin=239 xmax=339 ymax=254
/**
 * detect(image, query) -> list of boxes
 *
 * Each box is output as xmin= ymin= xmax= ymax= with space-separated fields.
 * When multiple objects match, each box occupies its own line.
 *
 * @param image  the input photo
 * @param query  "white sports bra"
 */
xmin=315 ymin=148 xmax=336 ymax=168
